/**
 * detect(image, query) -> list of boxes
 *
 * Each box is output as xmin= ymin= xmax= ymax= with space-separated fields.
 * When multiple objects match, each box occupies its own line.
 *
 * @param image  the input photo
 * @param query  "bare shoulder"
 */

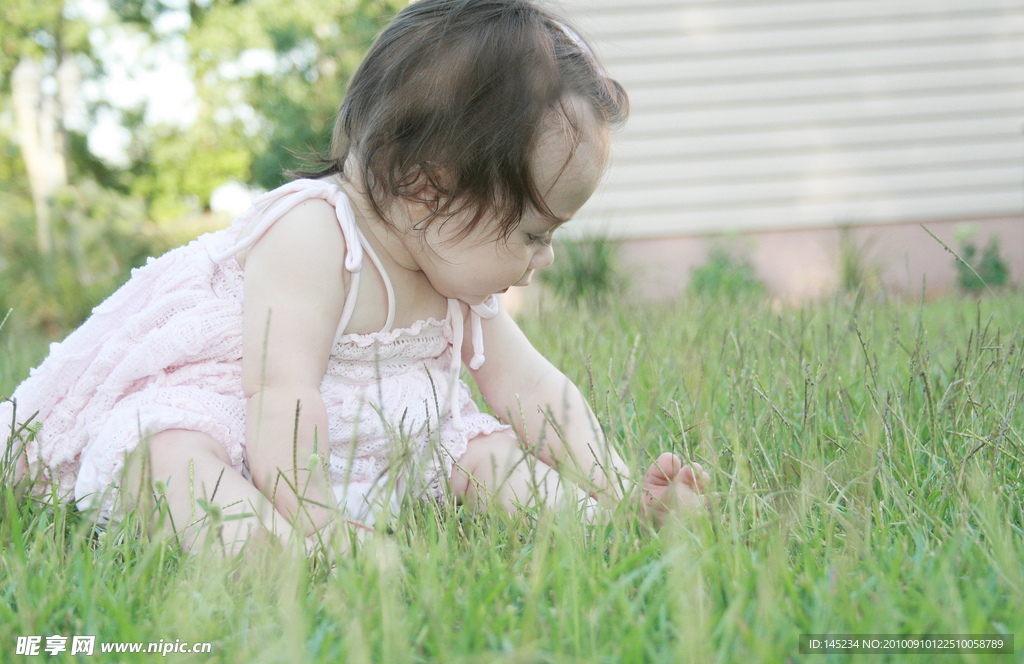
xmin=236 ymin=197 xmax=346 ymax=271
xmin=240 ymin=197 xmax=349 ymax=393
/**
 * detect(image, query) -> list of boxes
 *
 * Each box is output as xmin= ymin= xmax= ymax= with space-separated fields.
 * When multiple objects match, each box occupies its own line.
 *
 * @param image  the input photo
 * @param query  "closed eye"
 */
xmin=528 ymin=233 xmax=554 ymax=247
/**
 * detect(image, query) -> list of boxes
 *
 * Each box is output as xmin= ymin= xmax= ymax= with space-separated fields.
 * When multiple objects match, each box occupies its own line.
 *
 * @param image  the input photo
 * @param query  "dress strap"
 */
xmin=347 ymin=224 xmax=397 ymax=334
xmin=210 ymin=180 xmax=362 ymax=270
xmin=447 ymin=294 xmax=500 ymax=429
xmin=209 ymin=178 xmax=396 ymax=337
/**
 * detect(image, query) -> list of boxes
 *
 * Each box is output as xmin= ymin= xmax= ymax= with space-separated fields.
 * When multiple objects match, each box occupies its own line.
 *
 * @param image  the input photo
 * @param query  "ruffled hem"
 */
xmin=335 ymin=316 xmax=451 ymax=348
xmin=73 ymin=386 xmax=247 ymax=520
xmin=2 ymin=229 xmax=247 ymax=524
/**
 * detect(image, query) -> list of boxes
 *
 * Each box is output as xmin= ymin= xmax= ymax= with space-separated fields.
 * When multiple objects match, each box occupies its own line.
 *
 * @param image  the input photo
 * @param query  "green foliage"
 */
xmin=0 ymin=0 xmax=92 ymax=80
xmin=129 ymin=122 xmax=251 ymax=220
xmin=0 ymin=181 xmax=177 ymax=334
xmin=689 ymin=246 xmax=765 ymax=299
xmin=67 ymin=131 xmax=127 ymax=192
xmin=108 ymin=0 xmax=168 ymax=28
xmin=539 ymin=236 xmax=625 ymax=306
xmin=177 ymin=0 xmax=404 ymax=192
xmin=837 ymin=225 xmax=880 ymax=293
xmin=956 ymin=235 xmax=1010 ymax=293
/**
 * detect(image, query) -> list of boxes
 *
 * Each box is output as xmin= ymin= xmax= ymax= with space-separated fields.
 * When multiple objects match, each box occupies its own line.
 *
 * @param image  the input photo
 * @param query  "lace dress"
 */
xmin=1 ymin=179 xmax=507 ymax=526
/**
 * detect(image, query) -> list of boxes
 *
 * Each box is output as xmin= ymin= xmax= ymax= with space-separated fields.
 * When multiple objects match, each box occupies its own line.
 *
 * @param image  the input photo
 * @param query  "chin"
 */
xmin=455 ymin=293 xmax=491 ymax=306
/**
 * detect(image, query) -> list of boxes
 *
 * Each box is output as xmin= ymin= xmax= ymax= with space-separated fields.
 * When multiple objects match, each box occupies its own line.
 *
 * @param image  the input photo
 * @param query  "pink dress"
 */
xmin=0 ymin=179 xmax=507 ymax=526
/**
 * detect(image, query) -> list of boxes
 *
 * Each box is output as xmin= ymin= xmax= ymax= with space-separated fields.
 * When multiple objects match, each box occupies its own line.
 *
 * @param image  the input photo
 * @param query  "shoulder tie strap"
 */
xmin=447 ymin=294 xmax=501 ymax=429
xmin=209 ymin=179 xmax=364 ymax=272
xmin=209 ymin=179 xmax=389 ymax=336
xmin=467 ymin=295 xmax=500 ymax=370
xmin=348 ymin=224 xmax=397 ymax=333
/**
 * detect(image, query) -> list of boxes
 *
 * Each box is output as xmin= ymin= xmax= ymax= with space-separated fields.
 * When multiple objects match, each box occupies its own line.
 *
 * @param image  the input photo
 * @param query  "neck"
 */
xmin=332 ymin=172 xmax=423 ymax=273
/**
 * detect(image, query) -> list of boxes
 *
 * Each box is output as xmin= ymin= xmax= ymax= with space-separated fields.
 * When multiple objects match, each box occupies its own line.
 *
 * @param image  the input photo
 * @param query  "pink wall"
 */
xmin=618 ymin=217 xmax=1023 ymax=301
xmin=504 ymin=216 xmax=1022 ymax=312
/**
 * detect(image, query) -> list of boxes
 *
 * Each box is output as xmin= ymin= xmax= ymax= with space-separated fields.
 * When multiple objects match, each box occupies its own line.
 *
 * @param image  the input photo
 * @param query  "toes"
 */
xmin=665 ymin=460 xmax=709 ymax=493
xmin=684 ymin=462 xmax=710 ymax=492
xmin=644 ymin=454 xmax=712 ymax=492
xmin=645 ymin=452 xmax=683 ymax=486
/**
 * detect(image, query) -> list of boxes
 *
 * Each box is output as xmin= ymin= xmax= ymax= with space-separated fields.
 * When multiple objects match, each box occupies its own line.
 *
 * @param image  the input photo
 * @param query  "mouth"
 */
xmin=513 ymin=271 xmax=534 ymax=288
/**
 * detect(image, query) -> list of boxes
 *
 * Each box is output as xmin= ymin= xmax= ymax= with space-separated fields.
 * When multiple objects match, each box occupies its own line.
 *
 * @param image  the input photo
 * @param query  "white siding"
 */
xmin=555 ymin=0 xmax=1024 ymax=238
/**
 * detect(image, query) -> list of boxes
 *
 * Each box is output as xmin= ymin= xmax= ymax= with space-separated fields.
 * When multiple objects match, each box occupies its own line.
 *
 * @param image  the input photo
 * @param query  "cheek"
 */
xmin=492 ymin=244 xmax=529 ymax=269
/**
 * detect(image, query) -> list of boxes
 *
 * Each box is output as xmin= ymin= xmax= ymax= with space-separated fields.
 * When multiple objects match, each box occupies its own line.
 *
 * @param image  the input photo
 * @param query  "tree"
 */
xmin=120 ymin=0 xmax=404 ymax=217
xmin=1 ymin=0 xmax=404 ymax=334
xmin=2 ymin=0 xmax=92 ymax=254
xmin=1 ymin=1 xmax=166 ymax=333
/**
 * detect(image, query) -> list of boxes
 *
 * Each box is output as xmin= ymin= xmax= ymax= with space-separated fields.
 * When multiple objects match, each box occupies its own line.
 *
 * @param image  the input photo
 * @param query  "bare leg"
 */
xmin=122 ymin=429 xmax=308 ymax=555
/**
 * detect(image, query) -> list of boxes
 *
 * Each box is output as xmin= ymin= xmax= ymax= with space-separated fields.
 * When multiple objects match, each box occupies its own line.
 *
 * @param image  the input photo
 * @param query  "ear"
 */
xmin=404 ymin=163 xmax=449 ymax=212
xmin=411 ymin=178 xmax=440 ymax=210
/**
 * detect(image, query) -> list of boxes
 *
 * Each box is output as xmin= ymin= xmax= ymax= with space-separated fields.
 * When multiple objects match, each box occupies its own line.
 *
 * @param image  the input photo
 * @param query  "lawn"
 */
xmin=2 ymin=291 xmax=1021 ymax=663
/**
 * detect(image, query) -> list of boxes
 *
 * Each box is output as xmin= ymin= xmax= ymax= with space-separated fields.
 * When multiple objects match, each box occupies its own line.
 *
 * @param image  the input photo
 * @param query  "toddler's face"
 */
xmin=414 ymin=109 xmax=609 ymax=305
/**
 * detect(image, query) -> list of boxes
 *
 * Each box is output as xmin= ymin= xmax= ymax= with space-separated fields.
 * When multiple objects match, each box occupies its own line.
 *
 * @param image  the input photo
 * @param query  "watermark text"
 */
xmin=15 ymin=635 xmax=212 ymax=657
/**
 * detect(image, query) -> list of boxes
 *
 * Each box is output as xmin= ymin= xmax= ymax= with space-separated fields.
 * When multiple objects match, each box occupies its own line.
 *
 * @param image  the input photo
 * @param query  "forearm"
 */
xmin=508 ymin=368 xmax=631 ymax=503
xmin=245 ymin=386 xmax=335 ymax=535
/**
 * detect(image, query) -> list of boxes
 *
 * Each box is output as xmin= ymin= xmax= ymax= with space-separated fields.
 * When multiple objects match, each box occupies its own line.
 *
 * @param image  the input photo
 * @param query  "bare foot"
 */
xmin=640 ymin=452 xmax=710 ymax=527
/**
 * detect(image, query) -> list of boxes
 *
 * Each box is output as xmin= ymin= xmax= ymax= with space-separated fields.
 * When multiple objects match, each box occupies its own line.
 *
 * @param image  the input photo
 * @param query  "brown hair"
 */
xmin=294 ymin=0 xmax=628 ymax=240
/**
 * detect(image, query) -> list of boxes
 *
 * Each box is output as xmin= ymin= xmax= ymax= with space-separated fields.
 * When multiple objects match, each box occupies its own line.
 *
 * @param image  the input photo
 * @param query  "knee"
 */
xmin=130 ymin=429 xmax=230 ymax=486
xmin=148 ymin=429 xmax=229 ymax=464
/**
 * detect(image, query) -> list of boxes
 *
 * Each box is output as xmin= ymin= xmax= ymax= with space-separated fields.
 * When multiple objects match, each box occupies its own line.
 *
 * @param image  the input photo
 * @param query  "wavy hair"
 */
xmin=294 ymin=0 xmax=628 ymax=240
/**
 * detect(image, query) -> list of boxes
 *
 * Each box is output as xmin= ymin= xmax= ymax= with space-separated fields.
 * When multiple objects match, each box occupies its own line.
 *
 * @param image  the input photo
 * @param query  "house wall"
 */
xmin=503 ymin=215 xmax=1021 ymax=314
xmin=617 ymin=216 xmax=1024 ymax=301
xmin=552 ymin=0 xmax=1024 ymax=243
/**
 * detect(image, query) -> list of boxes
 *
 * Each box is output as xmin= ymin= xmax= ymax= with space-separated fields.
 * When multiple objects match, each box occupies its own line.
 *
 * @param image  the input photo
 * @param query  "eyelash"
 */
xmin=528 ymin=233 xmax=554 ymax=247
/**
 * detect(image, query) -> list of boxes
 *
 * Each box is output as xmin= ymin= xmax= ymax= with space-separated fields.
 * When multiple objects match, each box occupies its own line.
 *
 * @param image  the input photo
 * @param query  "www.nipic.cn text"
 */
xmin=15 ymin=635 xmax=213 ymax=657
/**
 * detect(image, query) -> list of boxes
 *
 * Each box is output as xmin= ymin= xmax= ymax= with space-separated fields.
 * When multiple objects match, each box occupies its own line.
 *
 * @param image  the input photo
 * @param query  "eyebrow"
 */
xmin=529 ymin=208 xmax=571 ymax=229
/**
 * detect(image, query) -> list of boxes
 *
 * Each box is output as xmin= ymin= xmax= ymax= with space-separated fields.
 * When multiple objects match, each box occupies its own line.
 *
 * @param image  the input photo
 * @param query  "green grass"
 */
xmin=2 ymin=291 xmax=1022 ymax=663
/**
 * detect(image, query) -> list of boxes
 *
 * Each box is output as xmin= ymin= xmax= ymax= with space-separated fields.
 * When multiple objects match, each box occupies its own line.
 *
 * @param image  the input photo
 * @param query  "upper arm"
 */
xmin=464 ymin=299 xmax=559 ymax=421
xmin=241 ymin=200 xmax=347 ymax=397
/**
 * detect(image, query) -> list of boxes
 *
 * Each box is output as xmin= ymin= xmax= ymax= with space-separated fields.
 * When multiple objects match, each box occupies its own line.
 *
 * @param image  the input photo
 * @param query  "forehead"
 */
xmin=531 ymin=104 xmax=610 ymax=218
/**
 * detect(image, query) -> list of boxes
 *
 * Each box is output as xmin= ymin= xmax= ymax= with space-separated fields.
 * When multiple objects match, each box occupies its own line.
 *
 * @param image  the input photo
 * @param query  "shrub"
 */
xmin=689 ymin=246 xmax=765 ymax=299
xmin=955 ymin=235 xmax=1010 ymax=293
xmin=0 ymin=180 xmax=181 ymax=336
xmin=540 ymin=236 xmax=625 ymax=307
xmin=837 ymin=225 xmax=880 ymax=293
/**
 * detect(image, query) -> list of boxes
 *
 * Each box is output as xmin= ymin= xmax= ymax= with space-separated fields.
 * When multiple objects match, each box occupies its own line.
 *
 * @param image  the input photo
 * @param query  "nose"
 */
xmin=530 ymin=243 xmax=554 ymax=270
